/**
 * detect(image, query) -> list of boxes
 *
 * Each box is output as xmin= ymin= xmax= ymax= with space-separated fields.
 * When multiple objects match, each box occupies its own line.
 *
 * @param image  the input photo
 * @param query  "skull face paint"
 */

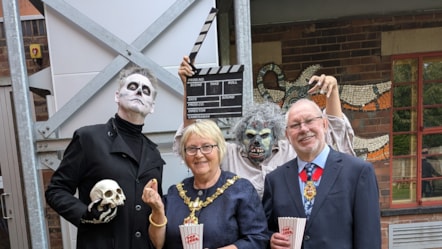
xmin=116 ymin=73 xmax=156 ymax=116
xmin=242 ymin=121 xmax=275 ymax=165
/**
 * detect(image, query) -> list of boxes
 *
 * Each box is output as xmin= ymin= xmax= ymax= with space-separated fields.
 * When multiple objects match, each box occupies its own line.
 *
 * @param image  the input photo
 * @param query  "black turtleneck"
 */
xmin=114 ymin=114 xmax=144 ymax=163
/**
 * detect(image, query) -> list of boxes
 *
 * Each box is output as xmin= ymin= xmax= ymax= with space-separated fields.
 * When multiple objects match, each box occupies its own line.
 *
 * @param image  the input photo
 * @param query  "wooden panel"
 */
xmin=382 ymin=27 xmax=442 ymax=55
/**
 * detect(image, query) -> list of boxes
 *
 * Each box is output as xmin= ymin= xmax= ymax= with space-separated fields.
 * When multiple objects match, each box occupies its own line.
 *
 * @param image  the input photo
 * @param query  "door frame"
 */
xmin=0 ymin=85 xmax=30 ymax=249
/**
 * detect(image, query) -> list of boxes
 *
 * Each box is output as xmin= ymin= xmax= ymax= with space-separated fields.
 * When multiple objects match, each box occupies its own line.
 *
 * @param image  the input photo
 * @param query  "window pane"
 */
xmin=393 ymin=85 xmax=416 ymax=108
xmin=423 ymin=82 xmax=442 ymax=105
xmin=421 ymin=141 xmax=442 ymax=199
xmin=422 ymin=57 xmax=442 ymax=129
xmin=393 ymin=59 xmax=418 ymax=83
xmin=421 ymin=154 xmax=442 ymax=198
xmin=392 ymin=157 xmax=416 ymax=203
xmin=393 ymin=134 xmax=417 ymax=156
xmin=423 ymin=107 xmax=442 ymax=128
xmin=393 ymin=157 xmax=417 ymax=180
xmin=423 ymin=134 xmax=442 ymax=154
xmin=392 ymin=182 xmax=416 ymax=203
xmin=393 ymin=110 xmax=414 ymax=132
xmin=423 ymin=57 xmax=442 ymax=81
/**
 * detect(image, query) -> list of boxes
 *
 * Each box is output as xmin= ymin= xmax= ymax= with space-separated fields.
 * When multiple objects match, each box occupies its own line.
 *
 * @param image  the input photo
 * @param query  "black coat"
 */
xmin=45 ymin=117 xmax=165 ymax=249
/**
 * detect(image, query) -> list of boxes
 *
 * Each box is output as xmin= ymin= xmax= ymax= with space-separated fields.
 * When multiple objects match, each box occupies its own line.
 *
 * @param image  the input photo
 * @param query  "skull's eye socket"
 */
xmin=142 ymin=86 xmax=151 ymax=96
xmin=116 ymin=188 xmax=122 ymax=194
xmin=104 ymin=190 xmax=113 ymax=198
xmin=127 ymin=82 xmax=151 ymax=96
xmin=127 ymin=82 xmax=139 ymax=91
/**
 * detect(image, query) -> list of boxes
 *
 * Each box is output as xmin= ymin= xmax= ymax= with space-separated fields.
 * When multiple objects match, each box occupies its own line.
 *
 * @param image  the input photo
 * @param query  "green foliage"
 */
xmin=392 ymin=185 xmax=411 ymax=200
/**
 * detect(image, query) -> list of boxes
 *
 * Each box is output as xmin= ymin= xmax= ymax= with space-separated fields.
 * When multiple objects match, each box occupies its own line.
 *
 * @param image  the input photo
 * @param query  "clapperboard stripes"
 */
xmin=197 ymin=65 xmax=244 ymax=75
xmin=186 ymin=7 xmax=244 ymax=119
xmin=189 ymin=7 xmax=219 ymax=62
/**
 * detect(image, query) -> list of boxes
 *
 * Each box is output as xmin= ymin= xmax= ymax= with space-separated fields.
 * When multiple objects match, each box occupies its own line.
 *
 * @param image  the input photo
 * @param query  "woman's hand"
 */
xmin=142 ymin=178 xmax=164 ymax=211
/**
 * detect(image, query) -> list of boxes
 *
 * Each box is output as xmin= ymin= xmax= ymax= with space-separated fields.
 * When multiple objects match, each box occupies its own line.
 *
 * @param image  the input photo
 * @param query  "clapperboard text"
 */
xmin=186 ymin=65 xmax=244 ymax=119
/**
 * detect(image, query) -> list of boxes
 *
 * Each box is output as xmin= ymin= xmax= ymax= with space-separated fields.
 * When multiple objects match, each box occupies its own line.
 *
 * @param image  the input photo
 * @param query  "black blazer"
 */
xmin=262 ymin=148 xmax=381 ymax=249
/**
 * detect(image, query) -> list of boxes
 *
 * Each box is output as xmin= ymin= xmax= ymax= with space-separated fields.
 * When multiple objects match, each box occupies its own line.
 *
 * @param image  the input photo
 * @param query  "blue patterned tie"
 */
xmin=304 ymin=163 xmax=316 ymax=219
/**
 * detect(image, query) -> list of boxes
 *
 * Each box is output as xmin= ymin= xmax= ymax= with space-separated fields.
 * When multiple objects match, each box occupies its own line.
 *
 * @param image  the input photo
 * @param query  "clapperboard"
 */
xmin=186 ymin=7 xmax=244 ymax=119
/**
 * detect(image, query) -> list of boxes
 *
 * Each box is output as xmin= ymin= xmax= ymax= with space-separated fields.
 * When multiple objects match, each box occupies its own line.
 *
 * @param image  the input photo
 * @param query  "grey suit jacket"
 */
xmin=262 ymin=148 xmax=381 ymax=249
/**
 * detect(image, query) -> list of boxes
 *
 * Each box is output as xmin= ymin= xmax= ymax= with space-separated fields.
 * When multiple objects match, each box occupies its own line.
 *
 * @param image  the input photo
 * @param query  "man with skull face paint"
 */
xmin=45 ymin=65 xmax=165 ymax=249
xmin=175 ymin=56 xmax=355 ymax=198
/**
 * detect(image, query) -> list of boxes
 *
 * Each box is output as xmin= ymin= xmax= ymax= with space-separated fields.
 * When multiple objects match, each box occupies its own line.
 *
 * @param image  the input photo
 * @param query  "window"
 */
xmin=391 ymin=52 xmax=442 ymax=207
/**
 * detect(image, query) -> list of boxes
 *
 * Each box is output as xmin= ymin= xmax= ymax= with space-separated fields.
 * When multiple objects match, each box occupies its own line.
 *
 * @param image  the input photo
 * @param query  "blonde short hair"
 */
xmin=179 ymin=119 xmax=227 ymax=162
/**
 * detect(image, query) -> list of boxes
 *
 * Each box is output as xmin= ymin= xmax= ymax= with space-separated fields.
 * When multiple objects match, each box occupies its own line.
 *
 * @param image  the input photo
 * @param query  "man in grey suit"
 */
xmin=262 ymin=97 xmax=381 ymax=249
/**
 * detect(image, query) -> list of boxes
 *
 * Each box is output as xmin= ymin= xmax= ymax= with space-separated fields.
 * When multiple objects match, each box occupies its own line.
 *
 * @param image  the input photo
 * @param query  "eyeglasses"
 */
xmin=287 ymin=116 xmax=323 ymax=130
xmin=184 ymin=144 xmax=218 ymax=156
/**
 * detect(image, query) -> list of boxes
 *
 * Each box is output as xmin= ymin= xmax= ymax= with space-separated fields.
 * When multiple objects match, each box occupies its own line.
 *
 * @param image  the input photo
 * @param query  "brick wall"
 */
xmin=0 ymin=18 xmax=49 ymax=76
xmin=43 ymin=170 xmax=63 ymax=249
xmin=251 ymin=11 xmax=442 ymax=248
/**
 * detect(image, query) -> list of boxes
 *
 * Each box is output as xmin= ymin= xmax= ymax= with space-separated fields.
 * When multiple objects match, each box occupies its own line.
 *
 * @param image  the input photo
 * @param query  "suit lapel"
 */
xmin=307 ymin=150 xmax=343 ymax=227
xmin=283 ymin=159 xmax=306 ymax=217
xmin=110 ymin=133 xmax=137 ymax=161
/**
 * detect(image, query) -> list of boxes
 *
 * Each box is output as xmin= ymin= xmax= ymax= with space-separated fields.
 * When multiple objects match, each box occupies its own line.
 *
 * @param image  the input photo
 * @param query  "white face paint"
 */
xmin=115 ymin=73 xmax=156 ymax=116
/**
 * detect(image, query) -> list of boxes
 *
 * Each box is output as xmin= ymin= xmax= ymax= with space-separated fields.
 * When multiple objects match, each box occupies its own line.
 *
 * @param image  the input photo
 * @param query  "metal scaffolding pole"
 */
xmin=1 ymin=0 xmax=49 ymax=248
xmin=234 ymin=0 xmax=253 ymax=109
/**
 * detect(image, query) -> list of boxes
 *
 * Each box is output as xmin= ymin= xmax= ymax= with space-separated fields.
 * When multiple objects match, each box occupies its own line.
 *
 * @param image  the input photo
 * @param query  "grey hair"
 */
xmin=118 ymin=64 xmax=159 ymax=100
xmin=230 ymin=101 xmax=286 ymax=148
xmin=285 ymin=98 xmax=323 ymax=124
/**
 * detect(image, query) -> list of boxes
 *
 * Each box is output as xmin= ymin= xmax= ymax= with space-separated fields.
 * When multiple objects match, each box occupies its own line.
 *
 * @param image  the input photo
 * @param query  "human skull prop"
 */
xmin=89 ymin=179 xmax=126 ymax=211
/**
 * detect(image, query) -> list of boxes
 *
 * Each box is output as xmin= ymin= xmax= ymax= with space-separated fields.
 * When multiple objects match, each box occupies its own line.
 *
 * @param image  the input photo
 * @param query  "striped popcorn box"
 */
xmin=179 ymin=223 xmax=204 ymax=249
xmin=278 ymin=217 xmax=306 ymax=249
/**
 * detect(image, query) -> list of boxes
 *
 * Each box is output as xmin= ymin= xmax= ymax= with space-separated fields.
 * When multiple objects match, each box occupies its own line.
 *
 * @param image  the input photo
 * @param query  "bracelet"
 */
xmin=149 ymin=213 xmax=167 ymax=228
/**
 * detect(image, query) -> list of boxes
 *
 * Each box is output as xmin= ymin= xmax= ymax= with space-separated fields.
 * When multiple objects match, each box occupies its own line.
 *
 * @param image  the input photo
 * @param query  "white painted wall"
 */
xmin=45 ymin=0 xmax=218 ymax=136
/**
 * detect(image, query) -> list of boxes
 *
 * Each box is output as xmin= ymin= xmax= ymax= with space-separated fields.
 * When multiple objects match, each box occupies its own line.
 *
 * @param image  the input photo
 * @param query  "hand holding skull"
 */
xmin=81 ymin=179 xmax=126 ymax=224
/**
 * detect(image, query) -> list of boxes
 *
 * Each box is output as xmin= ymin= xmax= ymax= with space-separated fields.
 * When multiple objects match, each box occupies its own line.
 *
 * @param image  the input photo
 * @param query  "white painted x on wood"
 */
xmin=35 ymin=0 xmax=196 ymax=139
